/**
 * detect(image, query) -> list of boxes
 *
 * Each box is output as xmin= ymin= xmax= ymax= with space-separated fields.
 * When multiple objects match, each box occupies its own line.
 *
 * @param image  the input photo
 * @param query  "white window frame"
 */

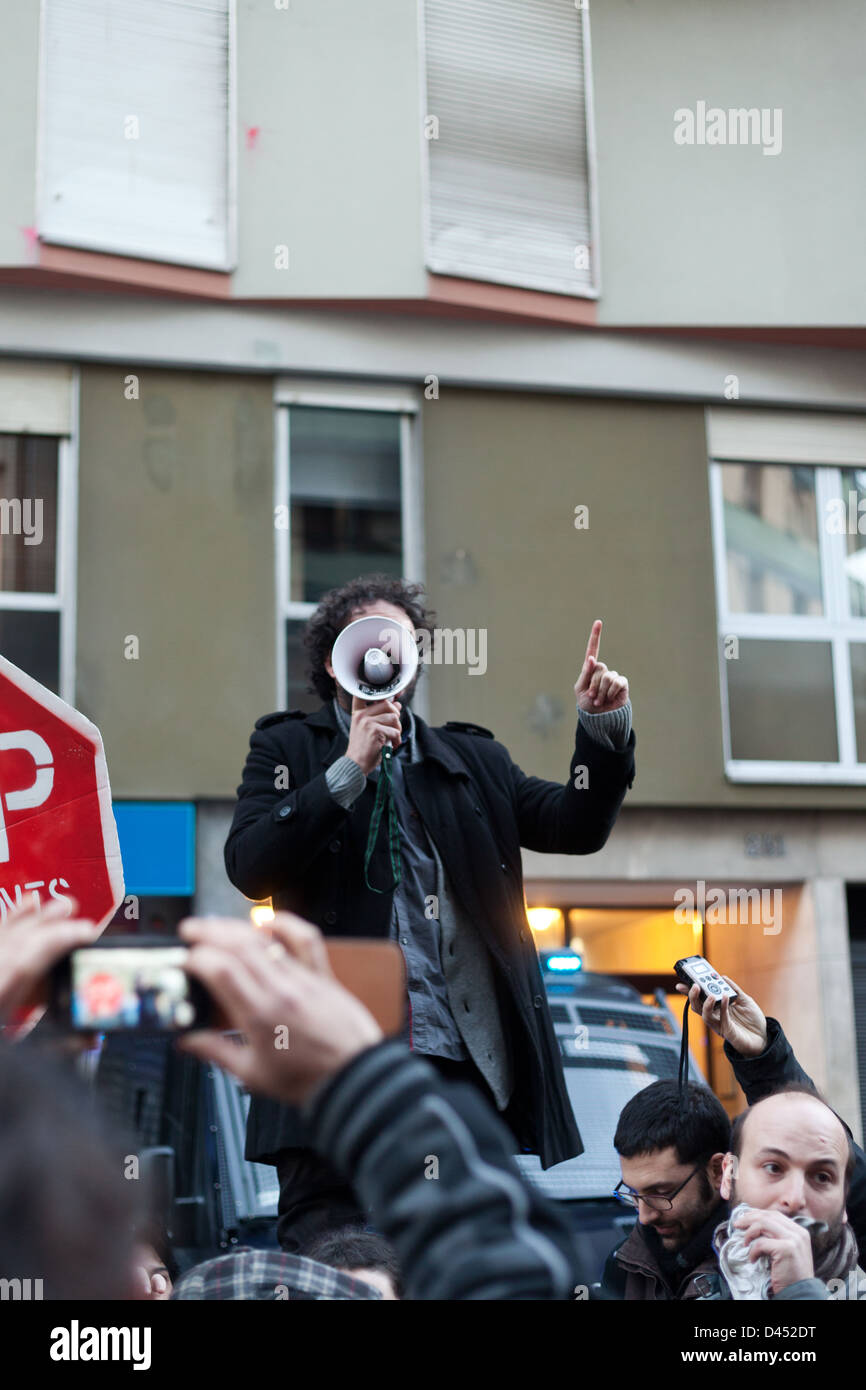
xmin=272 ymin=380 xmax=426 ymax=716
xmin=0 ymin=366 xmax=78 ymax=706
xmin=418 ymin=0 xmax=601 ymax=299
xmin=707 ymin=407 xmax=866 ymax=784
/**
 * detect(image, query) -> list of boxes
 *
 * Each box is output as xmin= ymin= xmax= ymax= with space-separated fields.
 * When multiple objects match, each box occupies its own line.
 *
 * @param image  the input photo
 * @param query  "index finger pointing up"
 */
xmin=584 ymin=619 xmax=602 ymax=666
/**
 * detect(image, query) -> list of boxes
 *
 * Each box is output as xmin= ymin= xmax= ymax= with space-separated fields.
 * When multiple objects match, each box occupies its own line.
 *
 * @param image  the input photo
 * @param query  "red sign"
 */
xmin=0 ymin=654 xmax=124 ymax=930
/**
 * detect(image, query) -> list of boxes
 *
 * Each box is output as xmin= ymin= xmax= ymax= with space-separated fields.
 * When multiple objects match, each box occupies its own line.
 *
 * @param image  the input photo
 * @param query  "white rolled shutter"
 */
xmin=423 ymin=0 xmax=597 ymax=297
xmin=0 ymin=364 xmax=73 ymax=435
xmin=38 ymin=0 xmax=231 ymax=270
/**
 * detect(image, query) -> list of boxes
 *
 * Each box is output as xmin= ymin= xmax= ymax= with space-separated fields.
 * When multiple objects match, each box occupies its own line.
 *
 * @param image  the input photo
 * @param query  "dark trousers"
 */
xmin=274 ymin=1053 xmax=498 ymax=1253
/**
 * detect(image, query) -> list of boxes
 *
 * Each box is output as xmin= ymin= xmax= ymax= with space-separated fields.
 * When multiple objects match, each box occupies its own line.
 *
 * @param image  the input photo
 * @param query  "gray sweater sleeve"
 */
xmin=325 ymin=755 xmax=367 ymax=808
xmin=578 ymin=698 xmax=632 ymax=751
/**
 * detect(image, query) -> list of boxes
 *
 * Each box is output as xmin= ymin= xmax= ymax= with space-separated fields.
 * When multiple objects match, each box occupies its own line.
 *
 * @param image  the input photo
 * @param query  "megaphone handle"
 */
xmin=363 ymin=742 xmax=401 ymax=894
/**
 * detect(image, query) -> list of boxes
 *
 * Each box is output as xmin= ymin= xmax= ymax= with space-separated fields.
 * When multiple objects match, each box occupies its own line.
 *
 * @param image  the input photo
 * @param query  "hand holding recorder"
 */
xmin=675 ymin=955 xmax=768 ymax=1058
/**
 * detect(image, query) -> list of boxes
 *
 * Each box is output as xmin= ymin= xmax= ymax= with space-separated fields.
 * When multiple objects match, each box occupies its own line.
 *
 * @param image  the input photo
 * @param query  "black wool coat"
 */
xmin=224 ymin=702 xmax=636 ymax=1169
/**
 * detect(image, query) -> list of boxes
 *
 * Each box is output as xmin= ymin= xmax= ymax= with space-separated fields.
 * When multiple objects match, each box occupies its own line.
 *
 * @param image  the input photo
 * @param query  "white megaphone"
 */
xmin=331 ymin=614 xmax=419 ymax=702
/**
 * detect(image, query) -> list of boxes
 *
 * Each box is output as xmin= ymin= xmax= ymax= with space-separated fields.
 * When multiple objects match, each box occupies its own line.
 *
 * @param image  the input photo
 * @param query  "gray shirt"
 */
xmin=325 ymin=695 xmax=633 ymax=1067
xmin=328 ymin=698 xmax=468 ymax=1060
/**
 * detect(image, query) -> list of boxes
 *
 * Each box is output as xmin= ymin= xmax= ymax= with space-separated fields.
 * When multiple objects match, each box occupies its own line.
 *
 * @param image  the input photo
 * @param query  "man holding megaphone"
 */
xmin=225 ymin=575 xmax=635 ymax=1252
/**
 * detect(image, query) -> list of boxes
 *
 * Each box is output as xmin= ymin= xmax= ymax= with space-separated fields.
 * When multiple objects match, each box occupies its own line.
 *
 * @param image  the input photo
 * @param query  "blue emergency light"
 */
xmin=544 ymin=954 xmax=583 ymax=973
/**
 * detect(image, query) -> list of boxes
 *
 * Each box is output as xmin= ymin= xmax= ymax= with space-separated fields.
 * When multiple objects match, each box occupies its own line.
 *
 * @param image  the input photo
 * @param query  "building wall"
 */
xmin=76 ymin=366 xmax=275 ymax=798
xmin=421 ymin=387 xmax=866 ymax=811
xmin=233 ymin=0 xmax=425 ymax=299
xmin=591 ymin=0 xmax=866 ymax=325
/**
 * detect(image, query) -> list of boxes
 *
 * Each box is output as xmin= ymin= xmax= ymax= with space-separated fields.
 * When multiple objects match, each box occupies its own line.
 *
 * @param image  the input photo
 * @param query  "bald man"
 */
xmin=717 ymin=1085 xmax=859 ymax=1299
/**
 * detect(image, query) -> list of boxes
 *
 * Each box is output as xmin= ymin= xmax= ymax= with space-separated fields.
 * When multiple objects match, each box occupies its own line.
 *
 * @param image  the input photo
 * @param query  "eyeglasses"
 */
xmin=613 ymin=1163 xmax=704 ymax=1213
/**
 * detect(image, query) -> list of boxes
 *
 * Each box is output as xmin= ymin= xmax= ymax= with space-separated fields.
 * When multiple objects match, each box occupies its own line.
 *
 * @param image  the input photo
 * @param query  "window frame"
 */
xmin=707 ymin=407 xmax=866 ymax=784
xmin=272 ymin=379 xmax=426 ymax=715
xmin=0 ymin=366 xmax=78 ymax=705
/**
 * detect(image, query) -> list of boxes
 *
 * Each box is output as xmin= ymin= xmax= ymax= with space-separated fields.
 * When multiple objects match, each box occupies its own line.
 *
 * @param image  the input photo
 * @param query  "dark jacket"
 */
xmin=600 ymin=1207 xmax=724 ymax=1300
xmin=599 ymin=1017 xmax=866 ymax=1298
xmin=305 ymin=1038 xmax=580 ymax=1299
xmin=225 ymin=702 xmax=636 ymax=1168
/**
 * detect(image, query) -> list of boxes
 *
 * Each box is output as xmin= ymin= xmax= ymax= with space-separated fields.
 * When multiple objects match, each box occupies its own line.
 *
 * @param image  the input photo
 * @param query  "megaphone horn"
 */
xmin=331 ymin=614 xmax=419 ymax=701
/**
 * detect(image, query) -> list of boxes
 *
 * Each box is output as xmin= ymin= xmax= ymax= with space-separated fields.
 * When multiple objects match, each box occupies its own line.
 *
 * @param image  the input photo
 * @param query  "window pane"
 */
xmin=0 ymin=610 xmax=60 ymax=693
xmin=288 ymin=408 xmax=402 ymax=605
xmin=0 ymin=436 xmax=58 ymax=593
xmin=850 ymin=644 xmax=866 ymax=761
xmin=285 ymin=618 xmax=319 ymax=714
xmin=840 ymin=470 xmax=866 ymax=617
xmin=722 ymin=463 xmax=822 ymax=615
xmin=727 ymin=639 xmax=836 ymax=761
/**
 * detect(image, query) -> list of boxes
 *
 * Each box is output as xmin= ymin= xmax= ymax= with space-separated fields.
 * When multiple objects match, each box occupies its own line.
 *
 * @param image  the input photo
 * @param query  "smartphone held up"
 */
xmin=49 ymin=937 xmax=213 ymax=1034
xmin=46 ymin=931 xmax=406 ymax=1038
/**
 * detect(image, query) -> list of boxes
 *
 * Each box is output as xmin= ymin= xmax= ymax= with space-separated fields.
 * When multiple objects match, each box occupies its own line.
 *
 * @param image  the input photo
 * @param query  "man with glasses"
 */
xmin=600 ymin=1079 xmax=731 ymax=1299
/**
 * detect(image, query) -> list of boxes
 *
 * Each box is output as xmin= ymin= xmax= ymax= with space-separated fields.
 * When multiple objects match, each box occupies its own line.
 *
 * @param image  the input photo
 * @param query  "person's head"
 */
xmin=131 ymin=1218 xmax=176 ymax=1300
xmin=308 ymin=574 xmax=436 ymax=711
xmin=303 ymin=1226 xmax=402 ymax=1300
xmin=614 ymin=1080 xmax=730 ymax=1252
xmin=722 ymin=1085 xmax=854 ymax=1236
xmin=0 ymin=1045 xmax=143 ymax=1298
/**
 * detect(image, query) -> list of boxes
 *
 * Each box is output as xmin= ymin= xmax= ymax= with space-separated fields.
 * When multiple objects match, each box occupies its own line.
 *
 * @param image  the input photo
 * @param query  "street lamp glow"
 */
xmin=526 ymin=907 xmax=564 ymax=934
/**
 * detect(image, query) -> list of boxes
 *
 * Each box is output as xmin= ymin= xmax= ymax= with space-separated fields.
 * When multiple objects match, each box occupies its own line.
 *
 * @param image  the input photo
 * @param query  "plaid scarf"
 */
xmin=714 ymin=1201 xmax=859 ymax=1298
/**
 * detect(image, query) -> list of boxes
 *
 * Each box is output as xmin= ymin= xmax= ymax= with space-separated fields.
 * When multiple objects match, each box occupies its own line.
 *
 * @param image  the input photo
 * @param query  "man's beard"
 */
xmin=727 ymin=1178 xmax=850 ymax=1274
xmin=651 ymin=1170 xmax=719 ymax=1252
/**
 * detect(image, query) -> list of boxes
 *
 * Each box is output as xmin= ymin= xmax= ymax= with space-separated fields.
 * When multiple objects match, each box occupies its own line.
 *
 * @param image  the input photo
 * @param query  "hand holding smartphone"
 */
xmin=49 ymin=933 xmax=405 ymax=1037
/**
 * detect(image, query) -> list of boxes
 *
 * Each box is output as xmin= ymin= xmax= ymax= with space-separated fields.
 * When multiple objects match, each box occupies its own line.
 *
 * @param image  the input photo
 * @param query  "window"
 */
xmin=273 ymin=382 xmax=424 ymax=712
xmin=0 ymin=365 xmax=76 ymax=701
xmin=708 ymin=409 xmax=866 ymax=782
xmin=38 ymin=0 xmax=233 ymax=270
xmin=422 ymin=0 xmax=598 ymax=297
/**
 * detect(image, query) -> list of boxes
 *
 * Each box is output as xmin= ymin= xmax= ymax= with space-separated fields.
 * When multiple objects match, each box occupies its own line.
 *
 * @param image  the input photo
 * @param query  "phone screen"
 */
xmin=68 ymin=944 xmax=200 ymax=1031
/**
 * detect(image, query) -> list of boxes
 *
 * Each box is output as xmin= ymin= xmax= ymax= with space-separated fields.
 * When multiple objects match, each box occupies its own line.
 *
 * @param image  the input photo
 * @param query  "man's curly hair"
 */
xmin=305 ymin=574 xmax=437 ymax=703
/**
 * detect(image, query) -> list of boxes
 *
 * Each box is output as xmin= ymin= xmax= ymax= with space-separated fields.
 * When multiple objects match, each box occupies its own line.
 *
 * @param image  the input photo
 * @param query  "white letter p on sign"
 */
xmin=0 ymin=731 xmax=54 ymax=863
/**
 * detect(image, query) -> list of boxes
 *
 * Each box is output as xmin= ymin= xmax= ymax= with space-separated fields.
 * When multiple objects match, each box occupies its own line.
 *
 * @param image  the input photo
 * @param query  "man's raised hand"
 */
xmin=574 ymin=619 xmax=629 ymax=714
